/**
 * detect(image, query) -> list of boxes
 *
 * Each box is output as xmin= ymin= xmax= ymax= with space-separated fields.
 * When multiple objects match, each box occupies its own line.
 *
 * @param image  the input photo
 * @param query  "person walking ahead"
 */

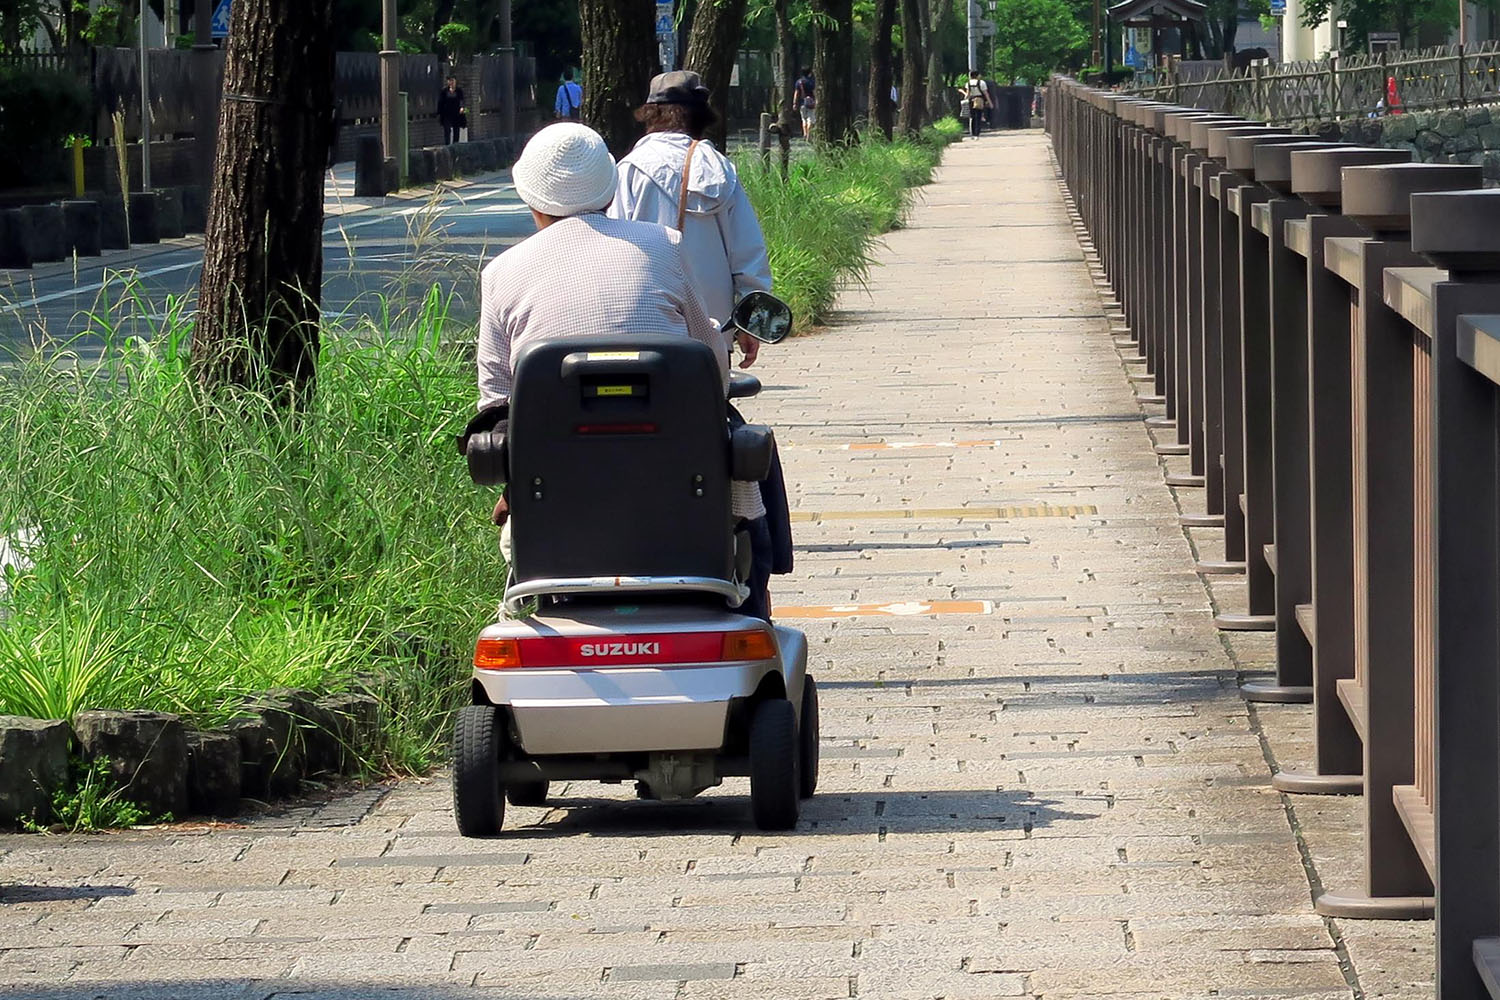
xmin=793 ymin=68 xmax=815 ymax=140
xmin=554 ymin=69 xmax=583 ymax=120
xmin=609 ymin=71 xmax=785 ymax=620
xmin=438 ymin=76 xmax=465 ymax=144
xmin=960 ymin=70 xmax=990 ymax=139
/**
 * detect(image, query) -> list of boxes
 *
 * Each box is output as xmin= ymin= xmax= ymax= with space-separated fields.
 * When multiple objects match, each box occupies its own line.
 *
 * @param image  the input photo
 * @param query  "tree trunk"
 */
xmin=925 ymin=0 xmax=953 ymax=123
xmin=897 ymin=0 xmax=927 ymax=134
xmin=579 ymin=0 xmax=658 ymax=156
xmin=684 ymin=0 xmax=751 ymax=149
xmin=867 ymin=0 xmax=896 ymax=139
xmin=193 ymin=0 xmax=336 ymax=398
xmin=773 ymin=0 xmax=797 ymax=175
xmin=811 ymin=0 xmax=854 ymax=145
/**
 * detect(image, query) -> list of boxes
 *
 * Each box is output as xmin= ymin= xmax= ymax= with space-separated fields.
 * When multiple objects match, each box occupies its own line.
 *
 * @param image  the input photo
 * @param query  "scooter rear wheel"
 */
xmin=749 ymin=697 xmax=800 ymax=831
xmin=798 ymin=676 xmax=820 ymax=799
xmin=453 ymin=704 xmax=506 ymax=836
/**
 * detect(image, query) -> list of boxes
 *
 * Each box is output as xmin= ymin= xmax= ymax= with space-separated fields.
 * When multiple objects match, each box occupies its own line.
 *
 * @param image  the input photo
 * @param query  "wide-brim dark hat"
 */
xmin=646 ymin=70 xmax=711 ymax=105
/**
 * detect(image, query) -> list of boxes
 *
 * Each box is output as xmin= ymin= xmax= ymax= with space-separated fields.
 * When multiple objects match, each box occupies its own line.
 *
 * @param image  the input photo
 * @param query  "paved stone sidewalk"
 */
xmin=0 ymin=131 xmax=1429 ymax=1000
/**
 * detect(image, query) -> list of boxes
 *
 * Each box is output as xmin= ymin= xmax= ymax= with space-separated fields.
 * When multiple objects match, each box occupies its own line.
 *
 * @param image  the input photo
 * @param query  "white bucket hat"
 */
xmin=512 ymin=122 xmax=617 ymax=217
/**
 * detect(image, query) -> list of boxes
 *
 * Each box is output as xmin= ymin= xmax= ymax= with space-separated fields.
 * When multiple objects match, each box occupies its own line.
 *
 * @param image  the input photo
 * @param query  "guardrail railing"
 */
xmin=1124 ymin=42 xmax=1500 ymax=125
xmin=1047 ymin=75 xmax=1500 ymax=1000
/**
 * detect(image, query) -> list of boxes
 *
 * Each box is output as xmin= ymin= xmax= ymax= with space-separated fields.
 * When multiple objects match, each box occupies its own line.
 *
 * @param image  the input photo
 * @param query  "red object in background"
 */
xmin=1387 ymin=76 xmax=1404 ymax=113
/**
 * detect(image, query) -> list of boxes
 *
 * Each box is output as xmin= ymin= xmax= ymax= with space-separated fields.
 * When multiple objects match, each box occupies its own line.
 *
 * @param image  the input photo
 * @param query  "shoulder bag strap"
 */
xmin=676 ymin=139 xmax=701 ymax=233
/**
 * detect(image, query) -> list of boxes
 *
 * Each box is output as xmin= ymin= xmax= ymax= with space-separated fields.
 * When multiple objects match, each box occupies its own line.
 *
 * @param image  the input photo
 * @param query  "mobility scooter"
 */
xmin=452 ymin=293 xmax=818 ymax=834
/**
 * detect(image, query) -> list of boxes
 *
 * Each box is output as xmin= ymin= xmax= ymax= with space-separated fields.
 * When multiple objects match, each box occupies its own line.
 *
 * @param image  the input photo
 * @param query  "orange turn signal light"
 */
xmin=474 ymin=637 xmax=522 ymax=670
xmin=721 ymin=629 xmax=777 ymax=662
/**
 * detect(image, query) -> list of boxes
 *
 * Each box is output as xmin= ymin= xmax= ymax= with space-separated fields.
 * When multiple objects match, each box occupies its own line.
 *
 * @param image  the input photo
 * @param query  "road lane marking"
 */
xmin=789 ymin=505 xmax=1097 ymax=522
xmin=777 ymin=600 xmax=993 ymax=619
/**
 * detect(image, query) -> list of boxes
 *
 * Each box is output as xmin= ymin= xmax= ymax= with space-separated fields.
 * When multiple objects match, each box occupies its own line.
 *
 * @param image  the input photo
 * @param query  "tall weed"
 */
xmin=0 ymin=293 xmax=504 ymax=772
xmin=739 ymin=121 xmax=961 ymax=327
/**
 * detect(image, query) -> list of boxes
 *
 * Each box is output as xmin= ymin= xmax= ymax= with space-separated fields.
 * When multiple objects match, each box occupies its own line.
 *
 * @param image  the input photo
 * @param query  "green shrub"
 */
xmin=739 ymin=120 xmax=961 ymax=328
xmin=0 ymin=66 xmax=91 ymax=189
xmin=0 ymin=291 xmax=504 ymax=773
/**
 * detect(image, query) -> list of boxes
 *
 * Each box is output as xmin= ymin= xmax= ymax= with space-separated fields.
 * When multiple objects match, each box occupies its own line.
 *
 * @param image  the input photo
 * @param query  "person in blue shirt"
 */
xmin=554 ymin=70 xmax=583 ymax=120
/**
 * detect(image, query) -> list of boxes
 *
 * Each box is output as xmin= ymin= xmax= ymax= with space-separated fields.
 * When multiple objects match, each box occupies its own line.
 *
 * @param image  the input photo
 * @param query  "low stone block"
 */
xmin=315 ymin=693 xmax=381 ymax=773
xmin=433 ymin=146 xmax=455 ymax=181
xmin=72 ymin=710 xmax=188 ymax=818
xmin=408 ymin=148 xmax=434 ymax=186
xmin=98 ymin=196 xmax=129 ymax=249
xmin=1484 ymin=151 xmax=1500 ymax=182
xmin=1467 ymin=106 xmax=1493 ymax=127
xmin=185 ymin=730 xmax=241 ymax=817
xmin=0 ymin=717 xmax=70 ymax=827
xmin=496 ymin=137 xmax=516 ymax=169
xmin=154 ymin=187 xmax=185 ymax=239
xmin=1416 ymin=129 xmax=1446 ymax=153
xmin=127 ymin=191 xmax=160 ymax=244
xmin=61 ymin=200 xmax=102 ymax=256
xmin=180 ymin=185 xmax=208 ymax=233
xmin=354 ymin=135 xmax=386 ymax=197
xmin=0 ymin=209 xmax=33 ymax=269
xmin=1436 ymin=108 xmax=1467 ymax=138
xmin=476 ymin=140 xmax=498 ymax=172
xmin=224 ymin=714 xmax=275 ymax=798
xmin=20 ymin=204 xmax=66 ymax=262
xmin=1383 ymin=114 xmax=1420 ymax=144
xmin=382 ymin=156 xmax=399 ymax=195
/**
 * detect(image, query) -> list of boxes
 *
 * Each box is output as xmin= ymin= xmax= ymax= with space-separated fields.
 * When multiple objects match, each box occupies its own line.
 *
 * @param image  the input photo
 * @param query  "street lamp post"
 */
xmin=192 ymin=0 xmax=217 ymax=194
xmin=499 ymin=0 xmax=515 ymax=137
xmin=380 ymin=0 xmax=399 ymax=177
xmin=139 ymin=1 xmax=152 ymax=191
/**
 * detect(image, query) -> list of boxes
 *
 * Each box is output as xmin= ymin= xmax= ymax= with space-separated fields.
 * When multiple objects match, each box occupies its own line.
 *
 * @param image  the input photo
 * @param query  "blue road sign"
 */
xmin=211 ymin=0 xmax=232 ymax=38
xmin=655 ymin=14 xmax=673 ymax=34
xmin=1269 ymin=0 xmax=1285 ymax=15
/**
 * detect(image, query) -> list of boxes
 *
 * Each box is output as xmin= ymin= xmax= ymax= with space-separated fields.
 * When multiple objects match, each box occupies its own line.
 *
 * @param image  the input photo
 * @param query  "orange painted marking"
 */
xmin=776 ymin=600 xmax=994 ymax=619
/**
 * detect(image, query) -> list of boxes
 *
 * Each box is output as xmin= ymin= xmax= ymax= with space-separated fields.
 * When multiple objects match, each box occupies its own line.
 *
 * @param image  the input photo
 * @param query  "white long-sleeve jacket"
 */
xmin=608 ymin=132 xmax=773 ymax=336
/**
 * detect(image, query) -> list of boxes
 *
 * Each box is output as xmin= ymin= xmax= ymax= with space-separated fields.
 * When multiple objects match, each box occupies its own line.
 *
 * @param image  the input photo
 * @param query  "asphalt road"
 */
xmin=0 ymin=168 xmax=534 ymax=361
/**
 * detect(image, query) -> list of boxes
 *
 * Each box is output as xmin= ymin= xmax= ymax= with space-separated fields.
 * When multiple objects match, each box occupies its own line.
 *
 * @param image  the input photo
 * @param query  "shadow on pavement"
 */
xmin=497 ymin=788 xmax=1095 ymax=839
xmin=0 ymin=982 xmax=584 ymax=1000
xmin=0 ymin=883 xmax=135 ymax=904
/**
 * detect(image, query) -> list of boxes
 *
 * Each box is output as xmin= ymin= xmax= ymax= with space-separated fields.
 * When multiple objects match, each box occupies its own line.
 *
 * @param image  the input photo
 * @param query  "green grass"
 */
xmin=0 ymin=119 xmax=963 ymax=816
xmin=740 ymin=119 xmax=962 ymax=328
xmin=0 ymin=295 xmax=504 ymax=776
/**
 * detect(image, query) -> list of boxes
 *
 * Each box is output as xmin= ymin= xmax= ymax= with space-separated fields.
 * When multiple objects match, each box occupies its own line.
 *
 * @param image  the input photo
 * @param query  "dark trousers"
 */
xmin=968 ymin=110 xmax=984 ymax=137
xmin=738 ymin=515 xmax=774 ymax=621
xmin=443 ymin=125 xmax=461 ymax=144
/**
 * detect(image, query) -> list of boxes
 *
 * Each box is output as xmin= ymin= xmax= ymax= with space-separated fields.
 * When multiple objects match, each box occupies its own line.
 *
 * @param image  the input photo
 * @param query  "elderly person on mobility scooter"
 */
xmin=454 ymin=123 xmax=816 ymax=836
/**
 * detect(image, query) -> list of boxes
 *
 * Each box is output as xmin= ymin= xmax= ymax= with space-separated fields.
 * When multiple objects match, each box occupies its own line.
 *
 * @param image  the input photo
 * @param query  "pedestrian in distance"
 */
xmin=438 ymin=75 xmax=466 ymax=144
xmin=793 ymin=67 xmax=815 ymax=140
xmin=608 ymin=70 xmax=788 ymax=621
xmin=959 ymin=70 xmax=990 ymax=138
xmin=554 ymin=68 xmax=583 ymax=121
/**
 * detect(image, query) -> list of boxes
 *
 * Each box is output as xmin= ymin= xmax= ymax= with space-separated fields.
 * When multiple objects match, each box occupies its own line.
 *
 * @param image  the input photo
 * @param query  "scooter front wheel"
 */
xmin=749 ymin=697 xmax=801 ymax=830
xmin=453 ymin=704 xmax=506 ymax=836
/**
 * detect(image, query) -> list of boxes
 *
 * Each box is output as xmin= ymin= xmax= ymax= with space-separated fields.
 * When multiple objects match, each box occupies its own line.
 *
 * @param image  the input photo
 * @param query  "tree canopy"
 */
xmin=988 ymin=0 xmax=1087 ymax=85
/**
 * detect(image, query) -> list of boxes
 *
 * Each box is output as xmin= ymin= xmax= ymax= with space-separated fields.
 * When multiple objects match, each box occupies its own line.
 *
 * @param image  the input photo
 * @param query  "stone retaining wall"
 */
xmin=0 ymin=689 xmax=382 ymax=830
xmin=1313 ymin=106 xmax=1500 ymax=184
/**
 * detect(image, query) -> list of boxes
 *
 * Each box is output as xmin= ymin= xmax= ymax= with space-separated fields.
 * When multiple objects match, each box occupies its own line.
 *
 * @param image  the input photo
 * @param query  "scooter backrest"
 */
xmin=507 ymin=334 xmax=735 ymax=584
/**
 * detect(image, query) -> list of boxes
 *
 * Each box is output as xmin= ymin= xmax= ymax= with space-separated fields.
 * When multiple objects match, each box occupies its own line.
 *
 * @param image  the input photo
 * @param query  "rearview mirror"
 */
xmin=731 ymin=291 xmax=793 ymax=344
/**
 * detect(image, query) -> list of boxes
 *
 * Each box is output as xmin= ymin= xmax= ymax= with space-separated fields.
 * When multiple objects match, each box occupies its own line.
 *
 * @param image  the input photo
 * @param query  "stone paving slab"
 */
xmin=0 ymin=129 xmax=1434 ymax=999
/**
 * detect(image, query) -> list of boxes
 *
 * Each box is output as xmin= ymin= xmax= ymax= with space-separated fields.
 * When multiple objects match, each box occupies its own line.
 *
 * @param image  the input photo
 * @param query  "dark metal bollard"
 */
xmin=20 ymin=204 xmax=66 ymax=263
xmin=1215 ymin=131 xmax=1319 ymax=632
xmin=354 ymin=135 xmax=386 ymax=197
xmin=154 ymin=187 xmax=185 ymax=240
xmin=98 ymin=196 xmax=129 ymax=250
xmin=0 ymin=208 xmax=33 ymax=269
xmin=127 ymin=190 xmax=161 ymax=245
xmin=61 ymin=199 xmax=102 ymax=257
xmin=1269 ymin=145 xmax=1411 ymax=790
xmin=1310 ymin=161 xmax=1479 ymax=920
xmin=1406 ymin=189 xmax=1500 ymax=996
